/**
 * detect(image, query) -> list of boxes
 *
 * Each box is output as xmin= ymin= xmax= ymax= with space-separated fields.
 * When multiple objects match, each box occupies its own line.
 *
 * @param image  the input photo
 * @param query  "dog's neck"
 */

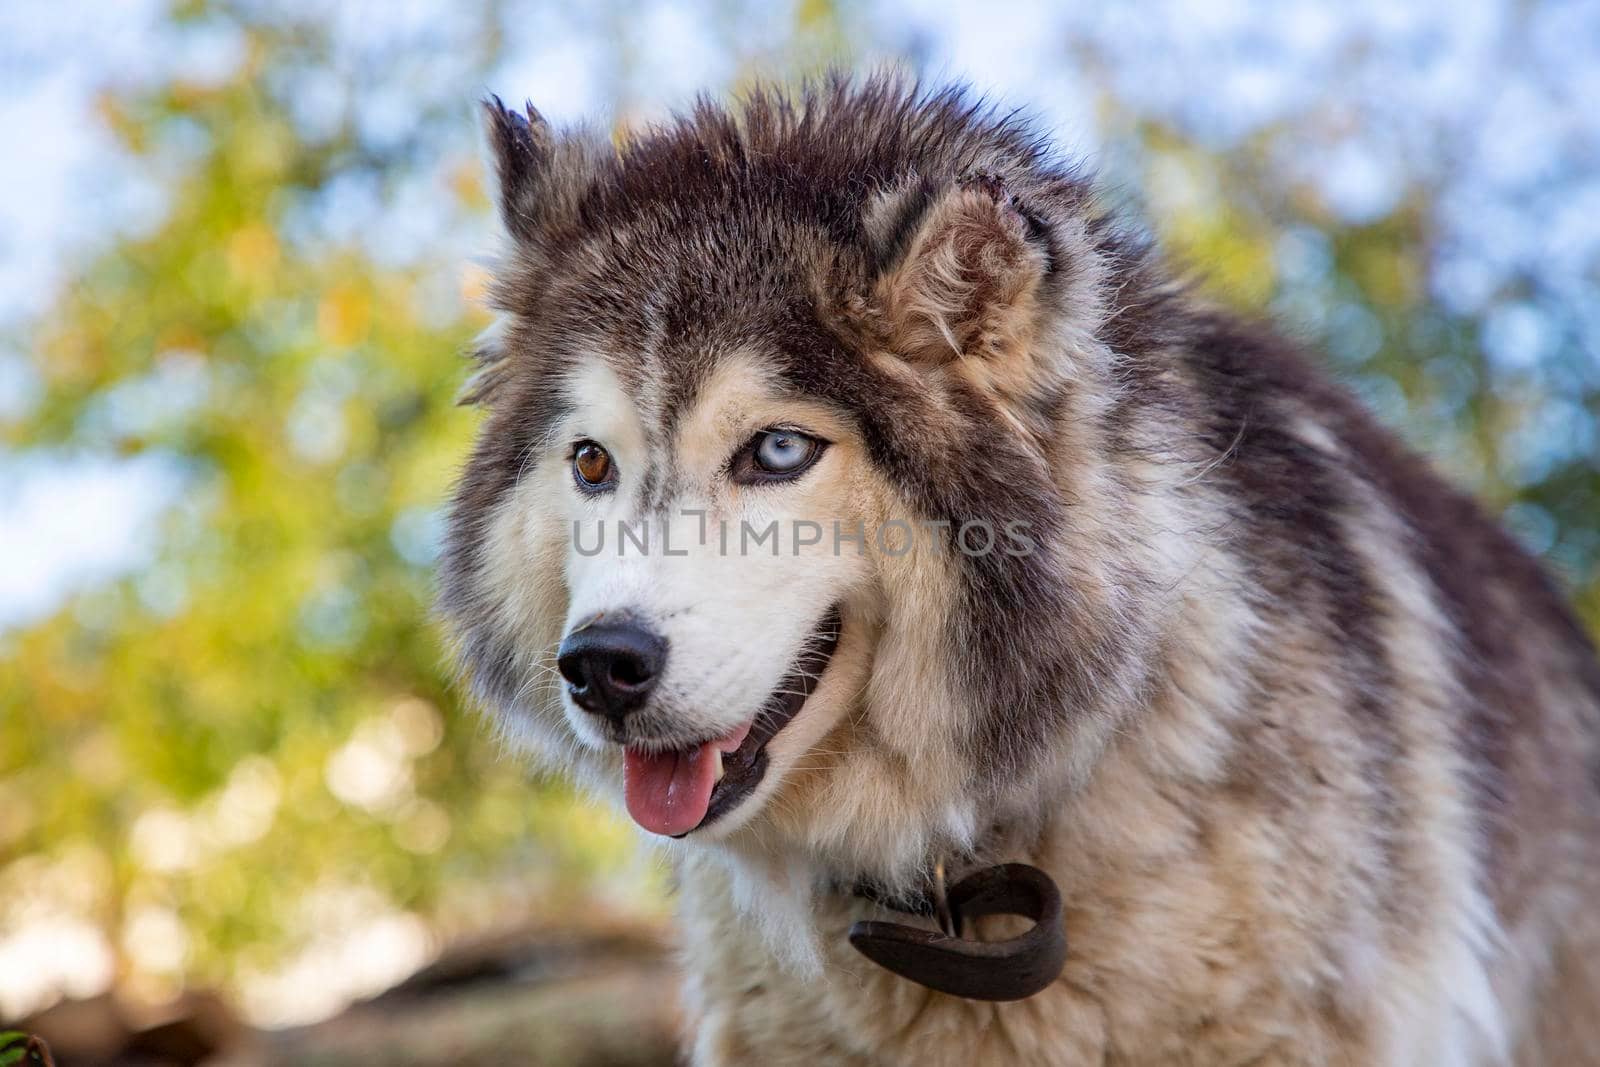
xmin=686 ymin=795 xmax=1060 ymax=982
xmin=718 ymin=788 xmax=1054 ymax=918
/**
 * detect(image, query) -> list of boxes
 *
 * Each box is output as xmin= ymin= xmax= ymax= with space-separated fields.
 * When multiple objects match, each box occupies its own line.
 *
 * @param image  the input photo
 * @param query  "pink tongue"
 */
xmin=623 ymin=722 xmax=751 ymax=837
xmin=623 ymin=742 xmax=719 ymax=836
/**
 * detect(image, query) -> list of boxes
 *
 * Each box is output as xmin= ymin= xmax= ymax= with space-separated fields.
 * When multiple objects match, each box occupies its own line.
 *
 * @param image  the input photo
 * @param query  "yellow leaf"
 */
xmin=227 ymin=223 xmax=279 ymax=283
xmin=317 ymin=285 xmax=372 ymax=348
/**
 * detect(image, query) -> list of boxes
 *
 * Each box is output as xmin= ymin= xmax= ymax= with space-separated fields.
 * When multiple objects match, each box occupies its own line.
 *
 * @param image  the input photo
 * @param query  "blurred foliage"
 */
xmin=0 ymin=0 xmax=1596 ymax=1032
xmin=0 ymin=2 xmax=657 ymax=1026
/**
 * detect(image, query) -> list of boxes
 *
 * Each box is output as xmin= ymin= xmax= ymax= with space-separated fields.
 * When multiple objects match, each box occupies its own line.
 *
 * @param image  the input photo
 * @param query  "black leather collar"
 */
xmin=847 ymin=862 xmax=1067 ymax=1001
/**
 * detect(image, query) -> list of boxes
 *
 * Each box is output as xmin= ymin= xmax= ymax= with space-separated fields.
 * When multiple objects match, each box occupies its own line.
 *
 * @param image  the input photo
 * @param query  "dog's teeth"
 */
xmin=714 ymin=750 xmax=725 ymax=782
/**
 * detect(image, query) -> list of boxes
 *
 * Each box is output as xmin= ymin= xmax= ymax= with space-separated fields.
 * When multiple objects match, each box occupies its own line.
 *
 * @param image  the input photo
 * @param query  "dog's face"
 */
xmin=514 ymin=350 xmax=873 ymax=839
xmin=441 ymin=84 xmax=1174 ymax=878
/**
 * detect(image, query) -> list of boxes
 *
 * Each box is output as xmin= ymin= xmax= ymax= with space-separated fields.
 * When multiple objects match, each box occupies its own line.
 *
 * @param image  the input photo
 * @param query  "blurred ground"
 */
xmin=16 ymin=912 xmax=680 ymax=1066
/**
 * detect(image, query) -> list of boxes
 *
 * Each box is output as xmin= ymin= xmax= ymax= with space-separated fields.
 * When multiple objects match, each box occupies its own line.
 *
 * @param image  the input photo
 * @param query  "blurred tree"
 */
xmin=0 ymin=2 xmax=654 ymax=1026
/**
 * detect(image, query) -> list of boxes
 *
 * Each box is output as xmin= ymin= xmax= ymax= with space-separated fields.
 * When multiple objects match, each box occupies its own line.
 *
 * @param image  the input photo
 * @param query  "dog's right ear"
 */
xmin=483 ymin=95 xmax=554 ymax=243
xmin=864 ymin=174 xmax=1052 ymax=366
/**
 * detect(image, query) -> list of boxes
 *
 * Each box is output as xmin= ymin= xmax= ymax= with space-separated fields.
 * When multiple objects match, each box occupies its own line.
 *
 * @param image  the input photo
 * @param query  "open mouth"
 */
xmin=621 ymin=605 xmax=842 ymax=837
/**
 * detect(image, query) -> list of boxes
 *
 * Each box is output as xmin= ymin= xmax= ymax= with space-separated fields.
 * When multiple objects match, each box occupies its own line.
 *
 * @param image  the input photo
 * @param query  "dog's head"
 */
xmin=440 ymin=81 xmax=1180 ymax=880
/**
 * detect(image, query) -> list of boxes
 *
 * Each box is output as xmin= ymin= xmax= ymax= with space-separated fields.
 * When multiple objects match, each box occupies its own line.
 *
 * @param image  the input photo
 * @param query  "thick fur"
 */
xmin=439 ymin=79 xmax=1600 ymax=1065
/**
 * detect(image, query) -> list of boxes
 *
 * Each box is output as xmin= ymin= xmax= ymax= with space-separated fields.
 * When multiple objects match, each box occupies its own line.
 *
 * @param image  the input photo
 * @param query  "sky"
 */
xmin=2 ymin=0 xmax=1597 ymax=631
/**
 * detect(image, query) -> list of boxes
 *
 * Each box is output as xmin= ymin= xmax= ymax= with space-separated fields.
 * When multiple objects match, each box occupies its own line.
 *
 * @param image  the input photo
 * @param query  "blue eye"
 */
xmin=735 ymin=428 xmax=825 ymax=483
xmin=755 ymin=431 xmax=816 ymax=473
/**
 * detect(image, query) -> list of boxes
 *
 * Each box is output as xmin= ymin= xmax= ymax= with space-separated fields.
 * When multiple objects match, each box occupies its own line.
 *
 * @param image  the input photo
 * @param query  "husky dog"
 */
xmin=439 ymin=79 xmax=1600 ymax=1065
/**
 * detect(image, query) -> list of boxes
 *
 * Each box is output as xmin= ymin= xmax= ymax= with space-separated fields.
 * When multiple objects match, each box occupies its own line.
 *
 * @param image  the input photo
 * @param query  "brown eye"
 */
xmin=573 ymin=441 xmax=614 ymax=489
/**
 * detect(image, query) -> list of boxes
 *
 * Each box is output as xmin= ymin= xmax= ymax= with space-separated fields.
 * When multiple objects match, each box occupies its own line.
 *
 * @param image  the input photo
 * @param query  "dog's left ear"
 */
xmin=868 ymin=175 xmax=1052 ymax=364
xmin=483 ymin=95 xmax=554 ymax=243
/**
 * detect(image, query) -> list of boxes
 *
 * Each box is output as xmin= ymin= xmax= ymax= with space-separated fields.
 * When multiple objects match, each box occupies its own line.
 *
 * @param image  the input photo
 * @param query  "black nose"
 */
xmin=556 ymin=619 xmax=668 ymax=722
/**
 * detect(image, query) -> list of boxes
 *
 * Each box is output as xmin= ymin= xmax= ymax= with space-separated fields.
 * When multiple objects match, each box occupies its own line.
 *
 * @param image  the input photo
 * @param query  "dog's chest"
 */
xmin=677 ymin=863 xmax=1369 ymax=1067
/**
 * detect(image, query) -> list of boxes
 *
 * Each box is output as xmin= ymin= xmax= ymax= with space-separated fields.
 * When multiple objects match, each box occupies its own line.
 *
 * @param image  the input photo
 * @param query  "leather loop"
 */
xmin=847 ymin=863 xmax=1066 ymax=1001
